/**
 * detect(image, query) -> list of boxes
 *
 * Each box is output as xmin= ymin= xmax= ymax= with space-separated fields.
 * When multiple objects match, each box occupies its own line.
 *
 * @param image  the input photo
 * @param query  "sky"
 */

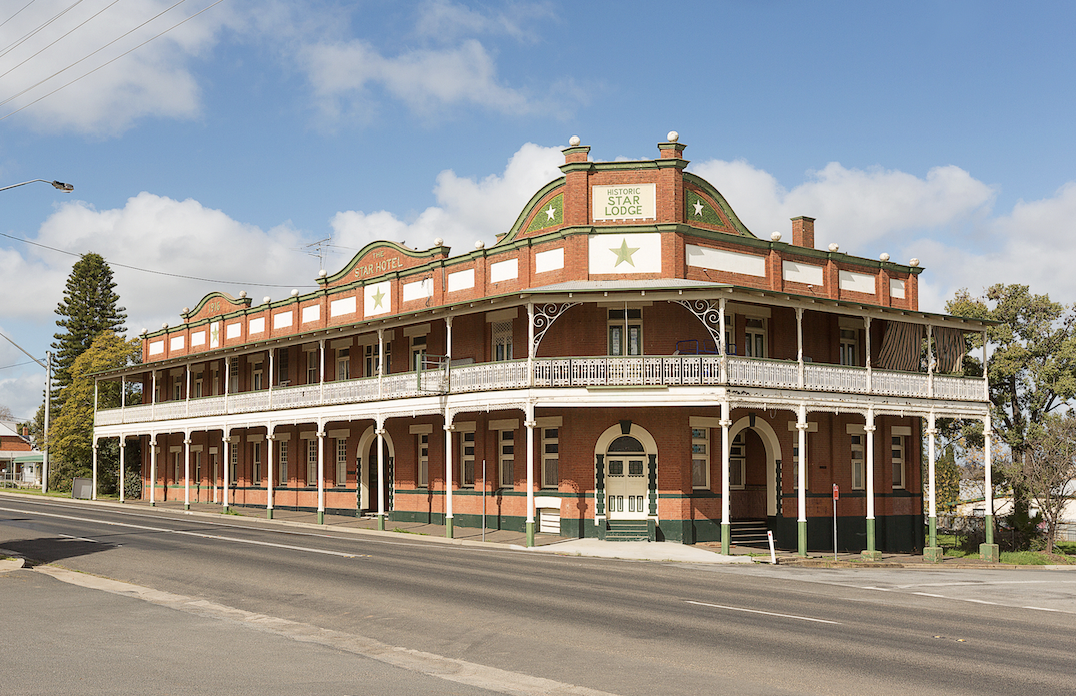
xmin=1 ymin=0 xmax=1075 ymax=421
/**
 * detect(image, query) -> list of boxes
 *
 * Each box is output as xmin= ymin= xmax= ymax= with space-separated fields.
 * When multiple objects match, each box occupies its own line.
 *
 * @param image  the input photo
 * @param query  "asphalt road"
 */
xmin=2 ymin=495 xmax=1075 ymax=696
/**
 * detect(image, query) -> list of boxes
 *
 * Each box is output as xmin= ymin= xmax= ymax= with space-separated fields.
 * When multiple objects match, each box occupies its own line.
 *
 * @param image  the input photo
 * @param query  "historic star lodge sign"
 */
xmin=592 ymin=183 xmax=656 ymax=222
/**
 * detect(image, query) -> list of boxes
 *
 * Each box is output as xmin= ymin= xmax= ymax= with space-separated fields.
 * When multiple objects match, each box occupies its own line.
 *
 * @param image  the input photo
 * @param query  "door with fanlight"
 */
xmin=605 ymin=435 xmax=648 ymax=520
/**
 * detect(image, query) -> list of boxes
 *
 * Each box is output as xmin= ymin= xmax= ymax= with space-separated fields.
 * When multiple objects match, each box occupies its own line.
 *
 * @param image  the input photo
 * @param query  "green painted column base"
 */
xmin=928 ymin=516 xmax=938 ymax=549
xmin=184 ymin=504 xmax=190 ymax=511
xmin=317 ymin=511 xmax=324 ymax=525
xmin=222 ymin=505 xmax=229 ymax=514
xmin=150 ymin=502 xmax=155 ymax=507
xmin=445 ymin=517 xmax=454 ymax=539
xmin=267 ymin=509 xmax=273 ymax=520
xmin=721 ymin=523 xmax=731 ymax=555
xmin=924 ymin=546 xmax=944 ymax=563
xmin=861 ymin=550 xmax=883 ymax=561
xmin=797 ymin=521 xmax=808 ymax=557
xmin=979 ymin=543 xmax=1000 ymax=563
xmin=526 ymin=521 xmax=535 ymax=548
xmin=377 ymin=515 xmax=385 ymax=531
xmin=984 ymin=514 xmax=995 ymax=546
xmin=865 ymin=517 xmax=877 ymax=554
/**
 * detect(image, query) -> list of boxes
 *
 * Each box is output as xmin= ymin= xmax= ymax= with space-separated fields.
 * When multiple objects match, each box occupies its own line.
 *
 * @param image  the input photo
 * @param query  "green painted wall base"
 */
xmin=526 ymin=521 xmax=535 ymax=547
xmin=266 ymin=509 xmax=273 ymax=520
xmin=924 ymin=546 xmax=943 ymax=563
xmin=647 ymin=518 xmax=657 ymax=542
xmin=446 ymin=517 xmax=454 ymax=538
xmin=317 ymin=511 xmax=324 ymax=525
xmin=797 ymin=521 xmax=808 ymax=557
xmin=721 ymin=523 xmax=731 ymax=555
xmin=861 ymin=549 xmax=882 ymax=561
xmin=980 ymin=543 xmax=999 ymax=563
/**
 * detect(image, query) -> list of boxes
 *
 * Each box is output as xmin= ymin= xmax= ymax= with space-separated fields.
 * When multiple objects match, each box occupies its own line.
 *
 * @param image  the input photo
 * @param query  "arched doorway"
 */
xmin=728 ymin=416 xmax=781 ymax=518
xmin=357 ymin=426 xmax=395 ymax=514
xmin=595 ymin=422 xmax=658 ymax=522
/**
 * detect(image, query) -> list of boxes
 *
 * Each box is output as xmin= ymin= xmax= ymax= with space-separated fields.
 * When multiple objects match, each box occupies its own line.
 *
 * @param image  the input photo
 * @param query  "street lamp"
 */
xmin=0 ymin=179 xmax=74 ymax=193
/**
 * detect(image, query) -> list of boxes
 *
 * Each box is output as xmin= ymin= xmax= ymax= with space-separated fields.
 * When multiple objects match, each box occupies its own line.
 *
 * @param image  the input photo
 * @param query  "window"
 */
xmin=307 ymin=438 xmax=317 ymax=487
xmin=194 ymin=372 xmax=203 ymax=398
xmin=417 ymin=434 xmax=429 ymax=487
xmin=499 ymin=430 xmax=515 ymax=488
xmin=279 ymin=440 xmax=288 ymax=486
xmin=850 ymin=427 xmax=865 ymax=490
xmin=229 ymin=357 xmax=239 ymax=392
xmin=792 ymin=443 xmax=807 ymax=490
xmin=366 ymin=342 xmax=391 ymax=376
xmin=173 ymin=451 xmax=182 ymax=484
xmin=337 ymin=349 xmax=350 ymax=380
xmin=411 ymin=336 xmax=426 ymax=372
xmin=276 ymin=347 xmax=289 ymax=384
xmin=230 ymin=443 xmax=238 ymax=485
xmin=892 ymin=433 xmax=906 ymax=489
xmin=724 ymin=316 xmax=735 ymax=355
xmin=730 ymin=432 xmax=746 ymax=488
xmin=306 ymin=350 xmax=318 ymax=384
xmin=542 ymin=428 xmax=559 ymax=488
xmin=173 ymin=375 xmax=182 ymax=400
xmin=840 ymin=328 xmax=858 ymax=366
xmin=336 ymin=438 xmax=347 ymax=486
xmin=211 ymin=367 xmax=219 ymax=396
xmin=461 ymin=431 xmax=476 ymax=486
xmin=252 ymin=442 xmax=262 ymax=485
xmin=492 ymin=321 xmax=513 ymax=361
xmin=691 ymin=427 xmax=709 ymax=489
xmin=252 ymin=363 xmax=264 ymax=391
xmin=745 ymin=318 xmax=766 ymax=358
xmin=608 ymin=308 xmax=643 ymax=356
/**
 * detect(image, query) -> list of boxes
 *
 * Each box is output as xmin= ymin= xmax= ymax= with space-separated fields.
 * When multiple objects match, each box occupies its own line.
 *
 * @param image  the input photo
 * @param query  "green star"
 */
xmin=371 ymin=287 xmax=386 ymax=308
xmin=610 ymin=238 xmax=640 ymax=267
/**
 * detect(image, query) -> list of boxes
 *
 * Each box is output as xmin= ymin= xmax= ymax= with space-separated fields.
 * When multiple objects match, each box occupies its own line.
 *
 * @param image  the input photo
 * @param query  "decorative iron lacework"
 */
xmin=531 ymin=302 xmax=578 ymax=356
xmin=674 ymin=299 xmax=722 ymax=352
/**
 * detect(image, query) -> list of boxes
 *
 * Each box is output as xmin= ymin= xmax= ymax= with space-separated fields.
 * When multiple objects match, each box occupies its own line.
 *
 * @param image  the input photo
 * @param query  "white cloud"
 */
xmin=331 ymin=142 xmax=564 ymax=251
xmin=412 ymin=0 xmax=554 ymax=43
xmin=0 ymin=0 xmax=231 ymax=135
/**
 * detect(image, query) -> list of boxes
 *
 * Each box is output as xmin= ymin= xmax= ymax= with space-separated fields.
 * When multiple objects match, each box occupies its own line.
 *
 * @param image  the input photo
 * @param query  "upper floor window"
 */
xmin=193 ymin=371 xmax=203 ymax=398
xmin=337 ymin=348 xmax=350 ymax=381
xmin=251 ymin=363 xmax=264 ymax=391
xmin=276 ymin=347 xmax=289 ymax=385
xmin=229 ymin=357 xmax=239 ymax=392
xmin=608 ymin=308 xmax=642 ymax=356
xmin=173 ymin=375 xmax=182 ymax=400
xmin=366 ymin=342 xmax=391 ymax=376
xmin=411 ymin=336 xmax=427 ymax=372
xmin=840 ymin=328 xmax=858 ymax=366
xmin=306 ymin=350 xmax=318 ymax=384
xmin=745 ymin=318 xmax=766 ymax=358
xmin=492 ymin=321 xmax=513 ymax=361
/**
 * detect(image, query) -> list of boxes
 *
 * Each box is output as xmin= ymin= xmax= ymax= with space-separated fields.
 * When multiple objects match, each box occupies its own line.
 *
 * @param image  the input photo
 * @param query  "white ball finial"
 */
xmin=182 ymin=307 xmax=189 ymax=314
xmin=141 ymin=328 xmax=147 ymax=336
xmin=434 ymin=237 xmax=444 ymax=247
xmin=263 ymin=296 xmax=271 ymax=305
xmin=239 ymin=291 xmax=247 ymax=299
xmin=828 ymin=243 xmax=840 ymax=252
xmin=162 ymin=322 xmax=169 ymax=329
xmin=667 ymin=131 xmax=679 ymax=142
xmin=318 ymin=269 xmax=327 ymax=278
xmin=291 ymin=289 xmax=299 ymax=297
xmin=569 ymin=135 xmax=580 ymax=147
xmin=909 ymin=258 xmax=920 ymax=267
xmin=475 ymin=240 xmax=485 ymax=249
xmin=879 ymin=252 xmax=890 ymax=262
xmin=771 ymin=231 xmax=782 ymax=242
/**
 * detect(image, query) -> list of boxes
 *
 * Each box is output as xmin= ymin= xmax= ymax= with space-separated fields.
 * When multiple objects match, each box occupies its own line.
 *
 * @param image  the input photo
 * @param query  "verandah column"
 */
xmin=443 ymin=415 xmax=454 ymax=538
xmin=924 ymin=411 xmax=942 ymax=562
xmin=377 ymin=421 xmax=388 ymax=531
xmin=317 ymin=425 xmax=326 ymax=524
xmin=796 ymin=404 xmax=809 ymax=557
xmin=266 ymin=428 xmax=275 ymax=520
xmin=525 ymin=406 xmax=536 ymax=548
xmin=222 ymin=430 xmax=231 ymax=513
xmin=91 ymin=440 xmax=98 ymax=500
xmin=183 ymin=433 xmax=191 ymax=511
xmin=863 ymin=410 xmax=880 ymax=560
xmin=981 ymin=415 xmax=999 ymax=561
xmin=720 ymin=399 xmax=731 ymax=555
xmin=119 ymin=435 xmax=125 ymax=503
xmin=149 ymin=435 xmax=157 ymax=506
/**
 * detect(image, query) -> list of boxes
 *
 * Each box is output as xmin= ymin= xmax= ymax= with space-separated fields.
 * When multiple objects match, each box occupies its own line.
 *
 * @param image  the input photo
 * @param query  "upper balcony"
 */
xmin=94 ymin=353 xmax=986 ymax=427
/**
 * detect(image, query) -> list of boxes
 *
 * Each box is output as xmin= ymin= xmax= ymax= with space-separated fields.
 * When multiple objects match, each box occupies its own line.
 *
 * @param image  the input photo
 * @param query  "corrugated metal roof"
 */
xmin=527 ymin=279 xmax=729 ymax=292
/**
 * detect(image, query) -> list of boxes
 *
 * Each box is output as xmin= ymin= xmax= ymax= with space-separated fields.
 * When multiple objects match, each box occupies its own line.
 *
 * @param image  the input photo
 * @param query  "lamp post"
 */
xmin=0 ymin=177 xmax=73 ymax=492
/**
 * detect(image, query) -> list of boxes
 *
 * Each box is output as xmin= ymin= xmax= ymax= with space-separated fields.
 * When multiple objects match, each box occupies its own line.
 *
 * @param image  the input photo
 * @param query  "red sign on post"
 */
xmin=832 ymin=483 xmax=839 ymax=500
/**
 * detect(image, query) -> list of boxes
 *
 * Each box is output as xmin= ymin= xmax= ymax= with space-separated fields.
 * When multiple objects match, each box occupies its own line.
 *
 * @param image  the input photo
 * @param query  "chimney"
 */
xmin=22 ymin=426 xmax=29 ymax=439
xmin=791 ymin=216 xmax=815 ymax=248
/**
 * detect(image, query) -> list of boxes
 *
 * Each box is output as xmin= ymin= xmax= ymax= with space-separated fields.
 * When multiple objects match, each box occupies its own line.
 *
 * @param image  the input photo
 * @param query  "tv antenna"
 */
xmin=304 ymin=237 xmax=332 ymax=272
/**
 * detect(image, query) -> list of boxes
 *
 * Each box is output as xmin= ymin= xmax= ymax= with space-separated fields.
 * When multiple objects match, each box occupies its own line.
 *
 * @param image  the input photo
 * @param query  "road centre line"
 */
xmin=0 ymin=506 xmax=359 ymax=558
xmin=685 ymin=600 xmax=841 ymax=625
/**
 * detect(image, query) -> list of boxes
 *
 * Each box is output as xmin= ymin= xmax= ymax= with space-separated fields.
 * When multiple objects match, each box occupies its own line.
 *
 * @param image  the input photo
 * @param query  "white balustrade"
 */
xmin=154 ymin=402 xmax=187 ymax=420
xmin=188 ymin=396 xmax=226 ymax=418
xmin=727 ymin=357 xmax=799 ymax=389
xmin=805 ymin=363 xmax=869 ymax=393
xmin=933 ymin=375 xmax=984 ymax=401
xmin=227 ymin=391 xmax=270 ymax=414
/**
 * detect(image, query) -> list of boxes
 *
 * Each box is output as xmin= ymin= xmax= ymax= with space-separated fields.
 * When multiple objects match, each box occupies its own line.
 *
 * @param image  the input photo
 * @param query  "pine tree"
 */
xmin=51 ymin=253 xmax=127 ymax=401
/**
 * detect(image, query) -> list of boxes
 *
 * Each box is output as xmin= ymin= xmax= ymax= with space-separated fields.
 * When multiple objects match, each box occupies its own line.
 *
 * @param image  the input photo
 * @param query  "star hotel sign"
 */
xmin=592 ymin=183 xmax=656 ymax=222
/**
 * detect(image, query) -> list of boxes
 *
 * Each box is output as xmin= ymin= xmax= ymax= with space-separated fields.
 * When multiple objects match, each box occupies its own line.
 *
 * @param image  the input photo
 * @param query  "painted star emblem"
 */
xmin=693 ymin=199 xmax=705 ymax=216
xmin=610 ymin=238 xmax=640 ymax=267
xmin=371 ymin=287 xmax=386 ymax=309
xmin=544 ymin=204 xmax=557 ymax=221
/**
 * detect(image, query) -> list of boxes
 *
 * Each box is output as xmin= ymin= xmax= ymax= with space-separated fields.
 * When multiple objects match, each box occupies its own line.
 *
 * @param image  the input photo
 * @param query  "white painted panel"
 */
xmin=489 ymin=258 xmax=518 ymax=283
xmin=686 ymin=244 xmax=766 ymax=277
xmin=890 ymin=278 xmax=906 ymax=299
xmin=448 ymin=268 xmax=475 ymax=292
xmin=301 ymin=304 xmax=321 ymax=323
xmin=782 ymin=260 xmax=824 ymax=286
xmin=364 ymin=281 xmax=391 ymax=316
xmin=273 ymin=311 xmax=293 ymax=329
xmin=591 ymin=183 xmax=656 ymax=221
xmin=402 ymin=278 xmax=433 ymax=302
xmin=330 ymin=296 xmax=356 ymax=317
xmin=535 ymin=247 xmax=564 ymax=273
xmin=226 ymin=322 xmax=241 ymax=339
xmin=839 ymin=270 xmax=876 ymax=294
xmin=191 ymin=331 xmax=205 ymax=347
xmin=149 ymin=340 xmax=164 ymax=356
xmin=248 ymin=317 xmax=265 ymax=334
xmin=588 ymin=232 xmax=661 ymax=274
xmin=169 ymin=335 xmax=184 ymax=350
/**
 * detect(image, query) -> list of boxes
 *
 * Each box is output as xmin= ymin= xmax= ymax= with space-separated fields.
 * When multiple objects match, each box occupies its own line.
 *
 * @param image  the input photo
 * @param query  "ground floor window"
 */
xmin=461 ymin=429 xmax=476 ymax=486
xmin=499 ymin=430 xmax=514 ymax=488
xmin=230 ymin=443 xmax=238 ymax=485
xmin=691 ymin=427 xmax=708 ymax=489
xmin=848 ymin=424 xmax=865 ymax=490
xmin=279 ymin=440 xmax=288 ymax=486
xmin=252 ymin=442 xmax=262 ymax=485
xmin=306 ymin=438 xmax=317 ymax=486
xmin=417 ymin=434 xmax=428 ymax=487
xmin=336 ymin=438 xmax=347 ymax=486
xmin=542 ymin=427 xmax=558 ymax=489
xmin=891 ymin=426 xmax=910 ymax=489
xmin=730 ymin=432 xmax=746 ymax=488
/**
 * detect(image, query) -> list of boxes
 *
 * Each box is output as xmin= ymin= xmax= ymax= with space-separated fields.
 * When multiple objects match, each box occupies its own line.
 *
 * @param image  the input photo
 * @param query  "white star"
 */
xmin=693 ymin=199 xmax=705 ymax=216
xmin=545 ymin=204 xmax=557 ymax=221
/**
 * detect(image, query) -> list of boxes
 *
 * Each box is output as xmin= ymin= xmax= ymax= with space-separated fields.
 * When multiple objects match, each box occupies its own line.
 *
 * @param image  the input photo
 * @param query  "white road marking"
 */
xmin=58 ymin=534 xmax=99 ymax=543
xmin=1023 ymin=606 xmax=1060 ymax=612
xmin=686 ymin=600 xmax=841 ymax=625
xmin=0 ymin=506 xmax=358 ymax=558
xmin=913 ymin=592 xmax=947 ymax=598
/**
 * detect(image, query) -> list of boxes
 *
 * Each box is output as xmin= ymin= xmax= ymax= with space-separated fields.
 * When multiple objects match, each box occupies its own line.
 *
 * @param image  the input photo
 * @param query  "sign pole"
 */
xmin=832 ymin=483 xmax=839 ymax=560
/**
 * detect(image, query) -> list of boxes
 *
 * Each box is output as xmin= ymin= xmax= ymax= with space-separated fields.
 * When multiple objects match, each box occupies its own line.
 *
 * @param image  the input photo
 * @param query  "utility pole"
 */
xmin=0 ymin=332 xmax=51 ymax=492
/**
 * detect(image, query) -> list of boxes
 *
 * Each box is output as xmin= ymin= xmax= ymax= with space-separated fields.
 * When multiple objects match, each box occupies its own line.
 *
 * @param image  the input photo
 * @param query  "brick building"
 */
xmin=92 ymin=135 xmax=995 ymax=556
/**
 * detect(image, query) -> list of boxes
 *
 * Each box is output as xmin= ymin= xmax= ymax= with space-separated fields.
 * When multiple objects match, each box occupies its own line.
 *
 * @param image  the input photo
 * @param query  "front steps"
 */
xmin=730 ymin=519 xmax=770 ymax=547
xmin=603 ymin=520 xmax=651 ymax=542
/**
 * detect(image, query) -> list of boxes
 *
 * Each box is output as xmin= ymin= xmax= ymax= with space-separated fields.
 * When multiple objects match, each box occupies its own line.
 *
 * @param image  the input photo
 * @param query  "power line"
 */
xmin=0 ymin=0 xmax=83 ymax=60
xmin=0 ymin=1 xmax=39 ymax=31
xmin=0 ymin=360 xmax=37 ymax=371
xmin=0 ymin=0 xmax=122 ymax=82
xmin=0 ymin=231 xmax=318 ymax=289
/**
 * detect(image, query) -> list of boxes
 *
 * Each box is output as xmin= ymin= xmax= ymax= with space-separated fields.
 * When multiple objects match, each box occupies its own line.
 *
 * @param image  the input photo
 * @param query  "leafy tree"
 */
xmin=946 ymin=284 xmax=1076 ymax=548
xmin=51 ymin=253 xmax=127 ymax=404
xmin=935 ymin=444 xmax=961 ymax=514
xmin=1018 ymin=413 xmax=1076 ymax=554
xmin=48 ymin=332 xmax=140 ymax=492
